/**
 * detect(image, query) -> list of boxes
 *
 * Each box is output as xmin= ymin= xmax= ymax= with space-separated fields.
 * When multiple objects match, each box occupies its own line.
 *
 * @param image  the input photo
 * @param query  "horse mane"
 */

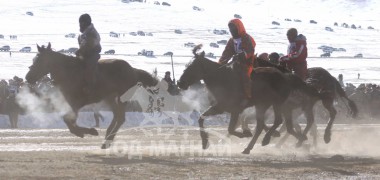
xmin=192 ymin=44 xmax=205 ymax=57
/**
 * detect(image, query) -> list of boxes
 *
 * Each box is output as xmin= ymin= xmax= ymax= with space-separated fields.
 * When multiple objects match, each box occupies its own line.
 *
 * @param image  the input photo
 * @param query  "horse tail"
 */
xmin=286 ymin=74 xmax=322 ymax=99
xmin=334 ymin=78 xmax=358 ymax=118
xmin=134 ymin=68 xmax=159 ymax=87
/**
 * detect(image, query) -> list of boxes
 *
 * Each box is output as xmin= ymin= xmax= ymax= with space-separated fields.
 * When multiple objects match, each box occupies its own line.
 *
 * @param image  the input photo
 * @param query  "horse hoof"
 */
xmin=242 ymin=130 xmax=253 ymax=137
xmin=73 ymin=132 xmax=84 ymax=138
xmin=101 ymin=142 xmax=112 ymax=149
xmin=202 ymin=139 xmax=209 ymax=149
xmin=89 ymin=128 xmax=99 ymax=136
xmin=261 ymin=135 xmax=271 ymax=146
xmin=324 ymin=134 xmax=331 ymax=144
xmin=242 ymin=149 xmax=250 ymax=154
xmin=295 ymin=141 xmax=303 ymax=148
xmin=272 ymin=130 xmax=281 ymax=137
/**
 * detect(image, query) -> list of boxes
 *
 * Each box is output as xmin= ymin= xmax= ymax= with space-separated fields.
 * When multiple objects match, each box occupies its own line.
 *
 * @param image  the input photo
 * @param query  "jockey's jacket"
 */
xmin=77 ymin=23 xmax=102 ymax=57
xmin=218 ymin=19 xmax=256 ymax=65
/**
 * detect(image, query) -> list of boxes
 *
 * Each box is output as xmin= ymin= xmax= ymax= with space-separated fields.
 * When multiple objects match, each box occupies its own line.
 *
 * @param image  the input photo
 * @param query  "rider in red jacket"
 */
xmin=219 ymin=19 xmax=256 ymax=103
xmin=280 ymin=28 xmax=308 ymax=80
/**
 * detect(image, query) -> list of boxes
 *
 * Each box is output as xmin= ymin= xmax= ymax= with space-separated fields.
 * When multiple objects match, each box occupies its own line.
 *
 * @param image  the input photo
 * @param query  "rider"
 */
xmin=75 ymin=13 xmax=102 ymax=93
xmin=280 ymin=28 xmax=308 ymax=80
xmin=218 ymin=18 xmax=256 ymax=106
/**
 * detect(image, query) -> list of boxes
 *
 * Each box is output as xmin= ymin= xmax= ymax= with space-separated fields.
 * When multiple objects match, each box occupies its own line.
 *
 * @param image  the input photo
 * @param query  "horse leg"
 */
xmin=198 ymin=106 xmax=223 ymax=149
xmin=102 ymin=104 xmax=126 ymax=149
xmin=94 ymin=111 xmax=101 ymax=128
xmin=239 ymin=115 xmax=253 ymax=137
xmin=264 ymin=123 xmax=281 ymax=137
xmin=282 ymin=108 xmax=301 ymax=141
xmin=11 ymin=113 xmax=19 ymax=129
xmin=262 ymin=104 xmax=283 ymax=146
xmin=322 ymin=98 xmax=337 ymax=143
xmin=310 ymin=122 xmax=318 ymax=147
xmin=228 ymin=112 xmax=246 ymax=138
xmin=296 ymin=105 xmax=315 ymax=147
xmin=242 ymin=106 xmax=267 ymax=154
xmin=63 ymin=111 xmax=99 ymax=138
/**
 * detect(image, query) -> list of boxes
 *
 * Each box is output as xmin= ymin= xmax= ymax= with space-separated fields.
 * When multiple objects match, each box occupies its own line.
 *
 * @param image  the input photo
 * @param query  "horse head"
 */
xmin=178 ymin=44 xmax=208 ymax=90
xmin=26 ymin=43 xmax=54 ymax=84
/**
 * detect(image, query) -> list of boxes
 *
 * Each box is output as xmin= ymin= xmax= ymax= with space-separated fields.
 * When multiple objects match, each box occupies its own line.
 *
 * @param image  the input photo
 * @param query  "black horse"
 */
xmin=254 ymin=58 xmax=358 ymax=146
xmin=177 ymin=45 xmax=321 ymax=154
xmin=26 ymin=43 xmax=158 ymax=149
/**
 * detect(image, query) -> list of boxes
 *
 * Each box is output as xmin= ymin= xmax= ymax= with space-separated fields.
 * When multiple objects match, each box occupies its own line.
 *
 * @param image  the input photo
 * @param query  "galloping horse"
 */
xmin=254 ymin=58 xmax=358 ymax=146
xmin=177 ymin=45 xmax=321 ymax=154
xmin=26 ymin=43 xmax=158 ymax=149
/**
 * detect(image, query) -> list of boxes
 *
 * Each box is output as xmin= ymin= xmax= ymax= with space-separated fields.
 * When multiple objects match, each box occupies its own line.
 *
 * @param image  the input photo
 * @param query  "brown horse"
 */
xmin=25 ymin=43 xmax=158 ymax=149
xmin=254 ymin=58 xmax=358 ymax=146
xmin=177 ymin=45 xmax=322 ymax=154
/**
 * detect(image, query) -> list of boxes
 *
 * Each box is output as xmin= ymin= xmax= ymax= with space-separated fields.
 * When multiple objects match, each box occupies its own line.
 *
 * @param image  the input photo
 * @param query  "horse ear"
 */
xmin=152 ymin=68 xmax=157 ymax=78
xmin=37 ymin=44 xmax=41 ymax=52
xmin=200 ymin=51 xmax=205 ymax=57
xmin=47 ymin=42 xmax=51 ymax=50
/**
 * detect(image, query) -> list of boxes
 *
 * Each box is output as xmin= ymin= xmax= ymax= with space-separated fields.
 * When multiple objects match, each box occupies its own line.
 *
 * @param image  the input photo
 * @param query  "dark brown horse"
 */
xmin=25 ymin=43 xmax=158 ymax=149
xmin=254 ymin=58 xmax=358 ymax=146
xmin=177 ymin=45 xmax=321 ymax=154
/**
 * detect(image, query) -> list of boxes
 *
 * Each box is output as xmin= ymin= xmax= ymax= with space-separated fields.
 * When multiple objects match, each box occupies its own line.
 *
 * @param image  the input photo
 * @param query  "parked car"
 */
xmin=65 ymin=33 xmax=76 ymax=38
xmin=19 ymin=46 xmax=31 ymax=52
xmin=174 ymin=29 xmax=182 ymax=34
xmin=320 ymin=52 xmax=331 ymax=58
xmin=184 ymin=42 xmax=196 ymax=48
xmin=137 ymin=31 xmax=145 ymax=36
xmin=272 ymin=21 xmax=280 ymax=25
xmin=336 ymin=48 xmax=346 ymax=52
xmin=66 ymin=47 xmax=78 ymax=54
xmin=129 ymin=32 xmax=137 ymax=36
xmin=162 ymin=2 xmax=171 ymax=6
xmin=104 ymin=49 xmax=115 ymax=54
xmin=0 ymin=34 xmax=4 ymax=39
xmin=138 ymin=49 xmax=154 ymax=57
xmin=109 ymin=31 xmax=119 ymax=38
xmin=234 ymin=14 xmax=242 ymax=19
xmin=354 ymin=53 xmax=363 ymax=58
xmin=217 ymin=40 xmax=227 ymax=45
xmin=0 ymin=45 xmax=10 ymax=51
xmin=310 ymin=20 xmax=318 ymax=24
xmin=193 ymin=6 xmax=202 ymax=11
xmin=209 ymin=43 xmax=219 ymax=48
xmin=26 ymin=11 xmax=34 ymax=16
xmin=325 ymin=27 xmax=334 ymax=32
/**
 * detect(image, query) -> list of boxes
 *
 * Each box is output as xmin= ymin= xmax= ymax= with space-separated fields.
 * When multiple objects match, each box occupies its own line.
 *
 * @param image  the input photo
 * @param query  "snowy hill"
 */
xmin=0 ymin=0 xmax=379 ymax=84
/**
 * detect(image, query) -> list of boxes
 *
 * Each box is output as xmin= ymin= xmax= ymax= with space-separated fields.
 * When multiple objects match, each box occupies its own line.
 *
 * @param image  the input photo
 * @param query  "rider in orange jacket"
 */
xmin=219 ymin=19 xmax=256 ymax=104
